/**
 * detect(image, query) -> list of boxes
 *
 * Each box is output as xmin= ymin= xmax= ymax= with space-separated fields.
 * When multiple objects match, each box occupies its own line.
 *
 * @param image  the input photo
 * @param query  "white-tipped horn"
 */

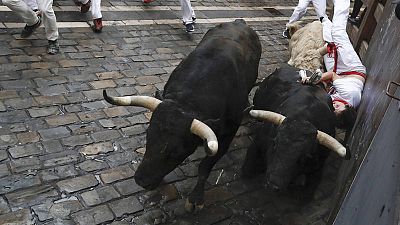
xmin=103 ymin=90 xmax=161 ymax=111
xmin=249 ymin=110 xmax=346 ymax=157
xmin=190 ymin=119 xmax=218 ymax=156
xmin=317 ymin=131 xmax=346 ymax=157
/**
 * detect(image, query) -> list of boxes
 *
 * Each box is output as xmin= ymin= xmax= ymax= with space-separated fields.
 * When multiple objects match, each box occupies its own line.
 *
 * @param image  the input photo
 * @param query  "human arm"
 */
xmin=320 ymin=71 xmax=340 ymax=82
xmin=302 ymin=70 xmax=339 ymax=84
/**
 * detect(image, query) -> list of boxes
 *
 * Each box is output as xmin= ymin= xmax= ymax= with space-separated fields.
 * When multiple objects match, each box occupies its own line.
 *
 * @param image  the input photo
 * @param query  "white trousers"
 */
xmin=23 ymin=0 xmax=37 ymax=10
xmin=322 ymin=0 xmax=366 ymax=74
xmin=180 ymin=0 xmax=195 ymax=25
xmin=76 ymin=0 xmax=102 ymax=19
xmin=2 ymin=0 xmax=38 ymax=26
xmin=286 ymin=0 xmax=327 ymax=26
xmin=4 ymin=0 xmax=59 ymax=40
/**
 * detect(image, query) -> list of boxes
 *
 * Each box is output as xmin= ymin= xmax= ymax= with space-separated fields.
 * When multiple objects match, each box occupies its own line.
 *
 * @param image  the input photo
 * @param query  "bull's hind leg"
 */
xmin=185 ymin=131 xmax=237 ymax=212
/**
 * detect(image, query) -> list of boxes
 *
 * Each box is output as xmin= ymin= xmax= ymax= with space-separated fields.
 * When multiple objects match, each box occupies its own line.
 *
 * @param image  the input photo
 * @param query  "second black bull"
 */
xmin=243 ymin=64 xmax=348 ymax=191
xmin=104 ymin=19 xmax=261 ymax=211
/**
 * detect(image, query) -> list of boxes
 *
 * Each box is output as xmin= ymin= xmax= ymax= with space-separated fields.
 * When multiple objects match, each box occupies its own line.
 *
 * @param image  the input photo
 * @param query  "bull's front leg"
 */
xmin=185 ymin=154 xmax=223 ymax=212
xmin=242 ymin=124 xmax=273 ymax=177
xmin=242 ymin=140 xmax=268 ymax=178
xmin=185 ymin=131 xmax=236 ymax=212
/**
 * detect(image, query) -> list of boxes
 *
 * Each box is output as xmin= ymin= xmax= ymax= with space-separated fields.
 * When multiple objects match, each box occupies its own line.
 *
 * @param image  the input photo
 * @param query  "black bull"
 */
xmin=104 ymin=19 xmax=261 ymax=211
xmin=242 ymin=64 xmax=341 ymax=190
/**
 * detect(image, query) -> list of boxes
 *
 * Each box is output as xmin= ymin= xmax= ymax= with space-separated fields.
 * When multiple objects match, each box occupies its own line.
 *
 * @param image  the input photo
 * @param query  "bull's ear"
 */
xmin=286 ymin=21 xmax=302 ymax=37
xmin=155 ymin=90 xmax=164 ymax=100
xmin=203 ymin=118 xmax=220 ymax=132
xmin=344 ymin=145 xmax=352 ymax=160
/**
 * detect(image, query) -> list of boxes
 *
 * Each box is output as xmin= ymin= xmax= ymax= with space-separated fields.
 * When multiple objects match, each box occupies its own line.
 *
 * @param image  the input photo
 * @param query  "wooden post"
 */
xmin=347 ymin=0 xmax=386 ymax=59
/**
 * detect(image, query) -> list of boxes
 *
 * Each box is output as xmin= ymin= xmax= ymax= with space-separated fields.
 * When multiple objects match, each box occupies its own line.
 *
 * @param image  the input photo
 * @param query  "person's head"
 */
xmin=334 ymin=102 xmax=357 ymax=130
xmin=333 ymin=100 xmax=347 ymax=114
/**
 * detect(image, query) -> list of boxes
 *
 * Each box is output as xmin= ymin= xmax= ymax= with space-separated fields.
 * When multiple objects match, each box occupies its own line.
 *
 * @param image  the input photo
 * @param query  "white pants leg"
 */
xmin=311 ymin=0 xmax=327 ymax=19
xmin=287 ymin=0 xmax=311 ymax=26
xmin=91 ymin=0 xmax=102 ymax=19
xmin=331 ymin=0 xmax=350 ymax=31
xmin=322 ymin=14 xmax=333 ymax=42
xmin=180 ymin=0 xmax=195 ymax=25
xmin=322 ymin=18 xmax=335 ymax=71
xmin=37 ymin=0 xmax=58 ymax=41
xmin=2 ymin=0 xmax=38 ymax=26
xmin=323 ymin=0 xmax=366 ymax=73
xmin=23 ymin=0 xmax=38 ymax=10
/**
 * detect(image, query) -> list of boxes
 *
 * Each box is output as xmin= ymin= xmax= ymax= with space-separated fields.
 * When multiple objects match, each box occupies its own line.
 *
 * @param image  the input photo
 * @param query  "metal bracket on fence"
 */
xmin=386 ymin=81 xmax=400 ymax=102
xmin=394 ymin=0 xmax=400 ymax=20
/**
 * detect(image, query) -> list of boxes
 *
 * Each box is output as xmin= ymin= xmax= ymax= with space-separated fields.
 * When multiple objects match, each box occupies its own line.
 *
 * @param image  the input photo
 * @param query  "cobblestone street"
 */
xmin=0 ymin=0 xmax=342 ymax=224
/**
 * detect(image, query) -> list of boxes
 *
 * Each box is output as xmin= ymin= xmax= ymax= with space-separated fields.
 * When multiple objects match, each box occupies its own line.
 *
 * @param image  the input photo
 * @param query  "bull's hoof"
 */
xmin=185 ymin=198 xmax=204 ymax=213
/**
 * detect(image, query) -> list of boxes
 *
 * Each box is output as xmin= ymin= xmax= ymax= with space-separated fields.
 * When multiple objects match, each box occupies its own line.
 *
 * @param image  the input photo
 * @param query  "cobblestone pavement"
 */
xmin=0 ymin=0 xmax=343 ymax=224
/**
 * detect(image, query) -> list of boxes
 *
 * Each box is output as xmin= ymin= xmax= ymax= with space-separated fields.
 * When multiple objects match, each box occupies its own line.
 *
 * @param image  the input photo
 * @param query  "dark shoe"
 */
xmin=73 ymin=0 xmax=82 ymax=6
xmin=192 ymin=17 xmax=196 ymax=23
xmin=47 ymin=40 xmax=59 ymax=55
xmin=80 ymin=0 xmax=91 ymax=13
xmin=348 ymin=16 xmax=360 ymax=25
xmin=21 ymin=15 xmax=42 ymax=38
xmin=282 ymin=28 xmax=290 ymax=39
xmin=185 ymin=23 xmax=194 ymax=33
xmin=91 ymin=18 xmax=103 ymax=33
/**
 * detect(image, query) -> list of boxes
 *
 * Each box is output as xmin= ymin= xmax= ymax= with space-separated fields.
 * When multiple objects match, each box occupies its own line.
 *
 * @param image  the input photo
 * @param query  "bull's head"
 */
xmin=266 ymin=118 xmax=320 ymax=189
xmin=103 ymin=90 xmax=218 ymax=190
xmin=250 ymin=110 xmax=346 ymax=190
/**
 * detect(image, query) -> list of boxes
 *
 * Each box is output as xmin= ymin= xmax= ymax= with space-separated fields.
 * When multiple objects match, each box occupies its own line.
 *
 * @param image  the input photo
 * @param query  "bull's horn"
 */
xmin=249 ymin=110 xmax=286 ymax=125
xmin=316 ymin=130 xmax=346 ymax=157
xmin=249 ymin=110 xmax=346 ymax=157
xmin=103 ymin=90 xmax=161 ymax=111
xmin=190 ymin=119 xmax=218 ymax=156
xmin=318 ymin=45 xmax=328 ymax=56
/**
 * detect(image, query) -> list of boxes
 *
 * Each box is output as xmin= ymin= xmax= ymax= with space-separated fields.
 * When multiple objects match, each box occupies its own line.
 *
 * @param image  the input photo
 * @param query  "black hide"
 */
xmin=243 ymin=64 xmax=336 ymax=190
xmin=134 ymin=19 xmax=261 ymax=206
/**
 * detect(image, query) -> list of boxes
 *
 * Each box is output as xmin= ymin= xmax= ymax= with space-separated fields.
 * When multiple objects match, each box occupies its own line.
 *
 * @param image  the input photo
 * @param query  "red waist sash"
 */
xmin=338 ymin=71 xmax=367 ymax=79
